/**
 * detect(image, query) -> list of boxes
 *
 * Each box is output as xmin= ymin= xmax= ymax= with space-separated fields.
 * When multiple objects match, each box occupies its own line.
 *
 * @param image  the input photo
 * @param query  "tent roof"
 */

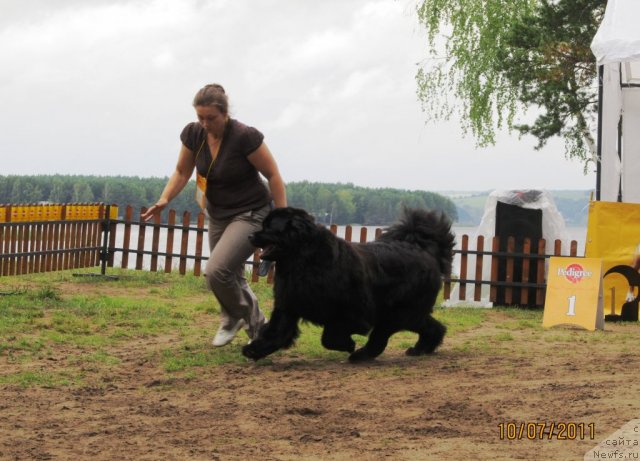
xmin=591 ymin=0 xmax=640 ymax=66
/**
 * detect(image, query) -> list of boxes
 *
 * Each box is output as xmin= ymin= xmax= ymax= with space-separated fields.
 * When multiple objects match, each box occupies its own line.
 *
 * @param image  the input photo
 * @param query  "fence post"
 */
xmin=136 ymin=207 xmax=147 ymax=270
xmin=536 ymin=239 xmax=547 ymax=305
xmin=0 ymin=207 xmax=4 ymax=277
xmin=344 ymin=225 xmax=352 ymax=242
xmin=51 ymin=205 xmax=61 ymax=271
xmin=61 ymin=204 xmax=70 ymax=270
xmin=458 ymin=235 xmax=469 ymax=300
xmin=17 ymin=215 xmax=26 ymax=275
xmin=8 ymin=206 xmax=17 ymax=276
xmin=505 ymin=236 xmax=515 ymax=305
xmin=164 ymin=209 xmax=176 ymax=274
xmin=490 ymin=237 xmax=499 ymax=304
xmin=150 ymin=212 xmax=161 ymax=272
xmin=520 ymin=238 xmax=531 ymax=306
xmin=91 ymin=203 xmax=102 ymax=268
xmin=194 ymin=211 xmax=205 ymax=276
xmin=359 ymin=227 xmax=367 ymax=243
xmin=0 ymin=206 xmax=7 ymax=276
xmin=100 ymin=204 xmax=111 ymax=275
xmin=107 ymin=204 xmax=118 ymax=268
xmin=121 ymin=205 xmax=133 ymax=269
xmin=79 ymin=206 xmax=89 ymax=269
xmin=570 ymin=240 xmax=578 ymax=256
xmin=474 ymin=235 xmax=484 ymax=301
xmin=179 ymin=211 xmax=191 ymax=275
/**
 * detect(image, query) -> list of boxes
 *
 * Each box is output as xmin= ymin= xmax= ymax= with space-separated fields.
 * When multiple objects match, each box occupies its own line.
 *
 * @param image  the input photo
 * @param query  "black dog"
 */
xmin=242 ymin=207 xmax=455 ymax=362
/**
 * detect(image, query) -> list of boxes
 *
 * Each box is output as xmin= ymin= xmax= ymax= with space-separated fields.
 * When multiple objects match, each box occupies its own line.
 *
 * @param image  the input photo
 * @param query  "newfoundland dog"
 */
xmin=242 ymin=207 xmax=455 ymax=362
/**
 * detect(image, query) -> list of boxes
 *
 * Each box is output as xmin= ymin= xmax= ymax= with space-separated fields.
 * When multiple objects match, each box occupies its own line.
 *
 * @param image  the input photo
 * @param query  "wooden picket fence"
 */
xmin=443 ymin=234 xmax=579 ymax=307
xmin=0 ymin=203 xmax=581 ymax=307
xmin=0 ymin=203 xmax=117 ymax=277
xmin=108 ymin=206 xmax=383 ymax=283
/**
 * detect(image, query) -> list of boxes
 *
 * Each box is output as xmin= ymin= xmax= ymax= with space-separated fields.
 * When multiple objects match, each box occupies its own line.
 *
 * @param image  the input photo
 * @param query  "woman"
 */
xmin=143 ymin=84 xmax=286 ymax=346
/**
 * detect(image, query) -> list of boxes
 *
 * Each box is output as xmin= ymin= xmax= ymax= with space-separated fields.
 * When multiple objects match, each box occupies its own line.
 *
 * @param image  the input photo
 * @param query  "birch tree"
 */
xmin=416 ymin=0 xmax=605 ymax=168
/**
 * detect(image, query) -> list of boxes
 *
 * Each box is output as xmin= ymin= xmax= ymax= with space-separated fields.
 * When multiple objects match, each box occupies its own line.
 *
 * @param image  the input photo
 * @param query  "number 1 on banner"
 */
xmin=566 ymin=295 xmax=576 ymax=316
xmin=543 ymin=257 xmax=604 ymax=331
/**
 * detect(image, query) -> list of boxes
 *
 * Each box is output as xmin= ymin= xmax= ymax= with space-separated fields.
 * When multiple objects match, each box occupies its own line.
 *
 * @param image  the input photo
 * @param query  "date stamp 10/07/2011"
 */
xmin=498 ymin=422 xmax=596 ymax=441
xmin=498 ymin=419 xmax=640 ymax=460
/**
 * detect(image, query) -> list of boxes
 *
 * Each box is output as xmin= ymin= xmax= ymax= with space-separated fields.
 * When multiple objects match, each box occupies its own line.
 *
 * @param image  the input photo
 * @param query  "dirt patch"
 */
xmin=1 ymin=310 xmax=639 ymax=461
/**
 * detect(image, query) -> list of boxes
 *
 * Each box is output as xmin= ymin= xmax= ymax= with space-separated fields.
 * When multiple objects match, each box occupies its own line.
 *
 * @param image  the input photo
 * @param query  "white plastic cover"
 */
xmin=444 ymin=190 xmax=569 ymax=308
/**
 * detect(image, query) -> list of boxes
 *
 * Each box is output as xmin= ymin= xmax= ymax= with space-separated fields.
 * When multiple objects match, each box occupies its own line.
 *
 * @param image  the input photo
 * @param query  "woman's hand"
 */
xmin=141 ymin=199 xmax=169 ymax=222
xmin=142 ymin=145 xmax=197 ymax=222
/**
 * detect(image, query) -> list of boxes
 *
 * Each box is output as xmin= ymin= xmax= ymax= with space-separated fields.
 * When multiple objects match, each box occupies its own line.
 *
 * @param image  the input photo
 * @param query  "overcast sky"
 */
xmin=0 ymin=0 xmax=597 ymax=192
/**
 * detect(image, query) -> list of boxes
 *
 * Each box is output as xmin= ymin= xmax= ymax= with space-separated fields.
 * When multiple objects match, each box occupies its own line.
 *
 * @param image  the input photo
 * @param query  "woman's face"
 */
xmin=195 ymin=105 xmax=227 ymax=136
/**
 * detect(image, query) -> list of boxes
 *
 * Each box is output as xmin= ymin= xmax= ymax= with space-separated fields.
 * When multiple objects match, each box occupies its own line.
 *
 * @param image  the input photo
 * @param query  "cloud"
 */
xmin=0 ymin=0 xmax=596 ymax=192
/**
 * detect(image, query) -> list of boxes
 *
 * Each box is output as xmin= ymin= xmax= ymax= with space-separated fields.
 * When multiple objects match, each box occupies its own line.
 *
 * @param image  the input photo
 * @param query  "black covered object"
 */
xmin=495 ymin=201 xmax=543 ymax=307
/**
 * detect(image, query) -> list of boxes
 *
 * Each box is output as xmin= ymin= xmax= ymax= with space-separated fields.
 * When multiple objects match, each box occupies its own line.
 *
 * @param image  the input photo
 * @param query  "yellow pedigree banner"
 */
xmin=585 ymin=201 xmax=640 ymax=316
xmin=543 ymin=257 xmax=604 ymax=331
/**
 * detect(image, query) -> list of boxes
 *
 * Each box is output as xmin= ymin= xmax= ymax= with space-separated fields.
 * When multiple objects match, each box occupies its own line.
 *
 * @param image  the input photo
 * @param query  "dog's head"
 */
xmin=249 ymin=207 xmax=317 ymax=261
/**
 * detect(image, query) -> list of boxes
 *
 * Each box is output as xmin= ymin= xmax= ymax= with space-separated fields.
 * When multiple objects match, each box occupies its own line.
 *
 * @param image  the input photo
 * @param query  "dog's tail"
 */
xmin=378 ymin=208 xmax=456 ymax=275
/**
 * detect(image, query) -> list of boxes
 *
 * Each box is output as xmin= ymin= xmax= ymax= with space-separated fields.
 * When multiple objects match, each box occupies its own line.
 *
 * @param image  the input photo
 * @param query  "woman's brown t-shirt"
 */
xmin=180 ymin=119 xmax=272 ymax=219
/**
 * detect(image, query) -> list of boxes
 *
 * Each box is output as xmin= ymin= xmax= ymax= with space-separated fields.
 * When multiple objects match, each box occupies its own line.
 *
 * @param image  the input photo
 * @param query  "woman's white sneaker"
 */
xmin=212 ymin=319 xmax=246 ymax=347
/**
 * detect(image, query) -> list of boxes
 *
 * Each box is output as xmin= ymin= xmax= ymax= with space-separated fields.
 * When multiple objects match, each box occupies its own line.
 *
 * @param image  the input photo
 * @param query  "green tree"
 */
xmin=10 ymin=178 xmax=23 ymax=203
xmin=416 ymin=0 xmax=605 ymax=167
xmin=335 ymin=189 xmax=357 ymax=223
xmin=0 ymin=175 xmax=458 ymax=225
xmin=21 ymin=183 xmax=44 ymax=203
xmin=72 ymin=181 xmax=95 ymax=202
xmin=49 ymin=177 xmax=68 ymax=203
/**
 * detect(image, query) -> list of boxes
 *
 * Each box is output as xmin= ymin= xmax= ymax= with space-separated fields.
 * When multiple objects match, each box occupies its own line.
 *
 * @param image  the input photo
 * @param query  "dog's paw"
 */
xmin=348 ymin=348 xmax=375 ymax=363
xmin=242 ymin=343 xmax=266 ymax=361
xmin=346 ymin=341 xmax=356 ymax=353
xmin=405 ymin=347 xmax=427 ymax=356
xmin=321 ymin=337 xmax=356 ymax=353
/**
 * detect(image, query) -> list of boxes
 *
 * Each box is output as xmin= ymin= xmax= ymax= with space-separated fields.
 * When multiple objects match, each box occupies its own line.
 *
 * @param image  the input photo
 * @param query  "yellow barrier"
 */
xmin=585 ymin=201 xmax=640 ymax=316
xmin=0 ymin=203 xmax=119 ymax=223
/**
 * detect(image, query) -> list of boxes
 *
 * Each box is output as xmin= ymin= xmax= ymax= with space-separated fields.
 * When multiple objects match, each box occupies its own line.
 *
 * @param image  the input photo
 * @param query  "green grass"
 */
xmin=0 ymin=370 xmax=76 ymax=387
xmin=162 ymin=343 xmax=243 ymax=371
xmin=0 ymin=271 xmax=488 ymax=367
xmin=6 ymin=268 xmax=621 ymax=388
xmin=435 ymin=305 xmax=488 ymax=333
xmin=1 ymin=269 xmax=213 ymax=374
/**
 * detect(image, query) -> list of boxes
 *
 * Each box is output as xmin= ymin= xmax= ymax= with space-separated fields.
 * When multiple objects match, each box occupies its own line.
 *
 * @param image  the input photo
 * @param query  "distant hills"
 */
xmin=441 ymin=190 xmax=593 ymax=227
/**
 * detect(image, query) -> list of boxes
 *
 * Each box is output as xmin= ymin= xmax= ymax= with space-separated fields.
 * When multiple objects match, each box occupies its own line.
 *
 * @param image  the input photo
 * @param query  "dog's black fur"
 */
xmin=242 ymin=207 xmax=455 ymax=362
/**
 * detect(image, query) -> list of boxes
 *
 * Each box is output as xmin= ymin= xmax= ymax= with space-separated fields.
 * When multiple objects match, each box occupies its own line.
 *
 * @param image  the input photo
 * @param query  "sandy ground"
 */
xmin=1 ymin=309 xmax=639 ymax=461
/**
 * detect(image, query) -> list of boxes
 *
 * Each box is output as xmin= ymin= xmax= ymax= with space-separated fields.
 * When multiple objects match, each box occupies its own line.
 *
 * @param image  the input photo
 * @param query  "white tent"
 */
xmin=591 ymin=0 xmax=640 ymax=203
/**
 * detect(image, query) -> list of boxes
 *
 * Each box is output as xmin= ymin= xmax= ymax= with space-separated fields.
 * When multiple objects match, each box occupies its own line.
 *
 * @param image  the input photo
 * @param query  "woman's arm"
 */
xmin=248 ymin=143 xmax=287 ymax=208
xmin=141 ymin=145 xmax=196 ymax=221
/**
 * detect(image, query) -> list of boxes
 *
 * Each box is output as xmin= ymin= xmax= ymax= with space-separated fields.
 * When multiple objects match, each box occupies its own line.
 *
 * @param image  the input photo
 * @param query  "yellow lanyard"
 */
xmin=194 ymin=135 xmax=222 ymax=210
xmin=195 ymin=135 xmax=223 ymax=179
